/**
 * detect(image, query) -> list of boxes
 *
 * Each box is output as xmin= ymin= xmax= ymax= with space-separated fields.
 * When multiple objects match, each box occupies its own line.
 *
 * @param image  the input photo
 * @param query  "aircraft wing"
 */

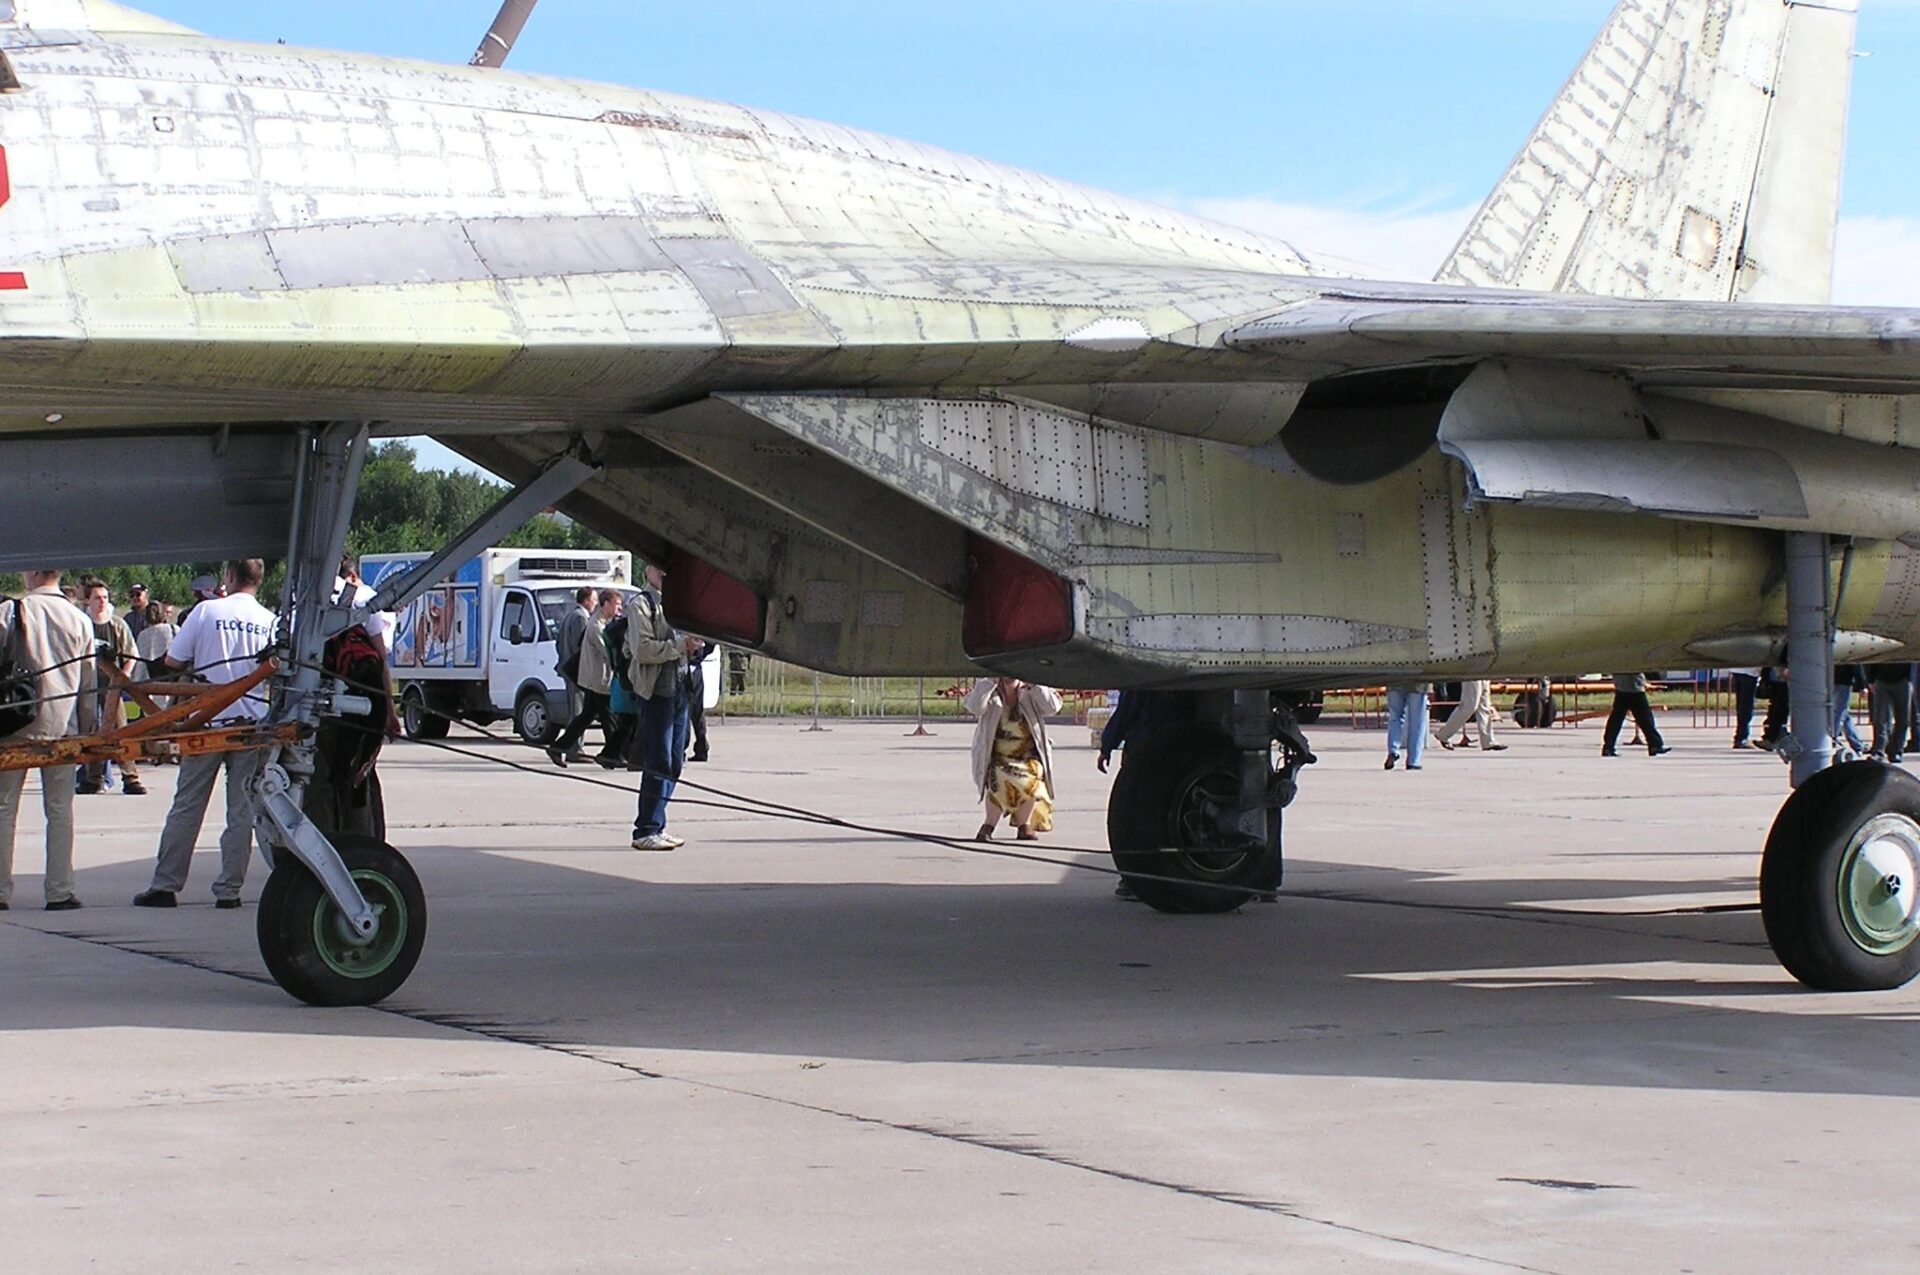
xmin=9 ymin=262 xmax=1920 ymax=429
xmin=1222 ymin=287 xmax=1920 ymax=393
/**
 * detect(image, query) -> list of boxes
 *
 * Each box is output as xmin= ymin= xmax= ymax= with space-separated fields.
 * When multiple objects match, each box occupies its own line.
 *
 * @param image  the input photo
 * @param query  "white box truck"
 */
xmin=362 ymin=547 xmax=634 ymax=743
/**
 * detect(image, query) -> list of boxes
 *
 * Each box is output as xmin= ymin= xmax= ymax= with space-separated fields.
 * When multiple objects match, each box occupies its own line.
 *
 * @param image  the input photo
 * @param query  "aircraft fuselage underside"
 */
xmin=5 ymin=3 xmax=1920 ymax=998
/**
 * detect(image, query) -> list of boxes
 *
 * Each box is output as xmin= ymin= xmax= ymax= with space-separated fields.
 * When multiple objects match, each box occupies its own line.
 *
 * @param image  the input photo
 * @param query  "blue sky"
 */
xmin=145 ymin=1 xmax=1920 ymax=217
xmin=137 ymin=0 xmax=1920 ymax=471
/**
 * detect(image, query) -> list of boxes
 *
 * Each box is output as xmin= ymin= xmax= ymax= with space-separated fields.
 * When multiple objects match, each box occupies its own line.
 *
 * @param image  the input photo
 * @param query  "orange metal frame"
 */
xmin=0 ymin=658 xmax=300 ymax=773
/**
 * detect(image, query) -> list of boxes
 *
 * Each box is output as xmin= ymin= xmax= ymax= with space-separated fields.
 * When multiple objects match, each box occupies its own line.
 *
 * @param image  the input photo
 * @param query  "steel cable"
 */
xmin=298 ymin=658 xmax=1760 ymax=919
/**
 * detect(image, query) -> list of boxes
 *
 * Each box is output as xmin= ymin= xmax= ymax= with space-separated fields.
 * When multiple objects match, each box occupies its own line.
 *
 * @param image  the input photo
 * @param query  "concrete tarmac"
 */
xmin=3 ymin=715 xmax=1918 ymax=1273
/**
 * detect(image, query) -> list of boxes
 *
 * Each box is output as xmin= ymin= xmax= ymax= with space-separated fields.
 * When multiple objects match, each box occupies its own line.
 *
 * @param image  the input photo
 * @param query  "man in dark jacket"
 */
xmin=625 ymin=565 xmax=692 ymax=851
xmin=1097 ymin=690 xmax=1187 ymax=901
xmin=683 ymin=636 xmax=711 ymax=762
xmin=551 ymin=587 xmax=595 ymax=761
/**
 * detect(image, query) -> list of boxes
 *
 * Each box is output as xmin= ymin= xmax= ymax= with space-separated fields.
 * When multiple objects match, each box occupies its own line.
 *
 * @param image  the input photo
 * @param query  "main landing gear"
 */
xmin=1758 ymin=532 xmax=1920 ymax=990
xmin=1763 ymin=764 xmax=1920 ymax=990
xmin=1103 ymin=534 xmax=1920 ymax=993
xmin=1107 ymin=690 xmax=1315 ymax=913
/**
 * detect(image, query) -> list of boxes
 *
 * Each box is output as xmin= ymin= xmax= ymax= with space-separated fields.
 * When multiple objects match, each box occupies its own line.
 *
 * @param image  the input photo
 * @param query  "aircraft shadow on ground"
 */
xmin=8 ymin=844 xmax=1918 ymax=1097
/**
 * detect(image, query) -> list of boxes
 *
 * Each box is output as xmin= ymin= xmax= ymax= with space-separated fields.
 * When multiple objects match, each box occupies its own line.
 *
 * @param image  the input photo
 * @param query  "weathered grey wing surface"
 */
xmin=1226 ymin=289 xmax=1920 ymax=393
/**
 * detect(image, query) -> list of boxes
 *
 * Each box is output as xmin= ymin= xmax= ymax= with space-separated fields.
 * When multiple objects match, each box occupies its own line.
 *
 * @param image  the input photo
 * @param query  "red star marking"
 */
xmin=0 ymin=143 xmax=24 ymax=291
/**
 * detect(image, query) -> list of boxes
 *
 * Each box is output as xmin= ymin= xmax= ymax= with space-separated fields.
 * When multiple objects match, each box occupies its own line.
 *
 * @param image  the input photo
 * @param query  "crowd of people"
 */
xmin=1 ymin=562 xmax=282 ymax=911
xmin=13 ymin=559 xmax=1920 ymax=914
xmin=540 ymin=562 xmax=711 ymax=851
xmin=0 ymin=556 xmax=730 ymax=910
xmin=1374 ymin=666 xmax=1920 ymax=772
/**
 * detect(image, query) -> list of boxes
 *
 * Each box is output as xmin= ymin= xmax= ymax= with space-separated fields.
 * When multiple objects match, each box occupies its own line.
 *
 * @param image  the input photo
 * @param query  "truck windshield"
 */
xmin=534 ymin=590 xmax=580 ymax=641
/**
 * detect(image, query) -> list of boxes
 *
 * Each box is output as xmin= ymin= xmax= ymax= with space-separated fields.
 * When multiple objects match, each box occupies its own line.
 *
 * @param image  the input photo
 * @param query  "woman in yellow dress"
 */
xmin=964 ymin=676 xmax=1063 ymax=841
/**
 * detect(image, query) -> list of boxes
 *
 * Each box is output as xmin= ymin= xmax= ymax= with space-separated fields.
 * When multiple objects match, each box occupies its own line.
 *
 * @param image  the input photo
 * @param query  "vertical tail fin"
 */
xmin=1437 ymin=0 xmax=1857 ymax=304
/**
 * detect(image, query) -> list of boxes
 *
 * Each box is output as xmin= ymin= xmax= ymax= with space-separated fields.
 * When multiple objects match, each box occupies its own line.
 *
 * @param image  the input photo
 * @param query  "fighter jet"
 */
xmin=3 ymin=0 xmax=1916 ymax=1003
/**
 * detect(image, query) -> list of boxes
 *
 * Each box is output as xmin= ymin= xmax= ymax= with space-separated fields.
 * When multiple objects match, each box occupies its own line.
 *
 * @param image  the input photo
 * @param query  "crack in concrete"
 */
xmin=1500 ymin=1177 xmax=1632 ymax=1193
xmin=627 ymin=1073 xmax=1571 ymax=1275
xmin=953 ymin=1005 xmax=1707 ymax=1065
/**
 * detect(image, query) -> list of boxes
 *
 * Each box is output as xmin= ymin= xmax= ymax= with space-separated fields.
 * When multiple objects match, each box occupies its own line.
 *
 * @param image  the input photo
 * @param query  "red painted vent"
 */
xmin=664 ymin=551 xmax=766 ymax=647
xmin=963 ymin=534 xmax=1074 ymax=655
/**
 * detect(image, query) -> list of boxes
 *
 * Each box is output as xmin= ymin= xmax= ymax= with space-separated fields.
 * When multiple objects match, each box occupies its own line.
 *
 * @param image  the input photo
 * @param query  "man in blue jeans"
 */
xmin=623 ymin=564 xmax=693 ymax=851
xmin=1383 ymin=681 xmax=1430 ymax=771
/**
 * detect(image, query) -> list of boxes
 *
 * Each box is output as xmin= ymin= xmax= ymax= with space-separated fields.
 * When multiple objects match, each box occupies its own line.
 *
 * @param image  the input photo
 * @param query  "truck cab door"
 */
xmin=488 ymin=588 xmax=541 ymax=712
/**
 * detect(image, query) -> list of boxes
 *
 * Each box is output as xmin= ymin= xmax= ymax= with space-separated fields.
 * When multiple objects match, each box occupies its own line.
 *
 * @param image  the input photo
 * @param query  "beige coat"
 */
xmin=576 ymin=615 xmax=614 ymax=695
xmin=624 ymin=588 xmax=685 ymax=700
xmin=964 ymin=678 xmax=1062 ymax=798
xmin=1 ymin=587 xmax=98 ymax=741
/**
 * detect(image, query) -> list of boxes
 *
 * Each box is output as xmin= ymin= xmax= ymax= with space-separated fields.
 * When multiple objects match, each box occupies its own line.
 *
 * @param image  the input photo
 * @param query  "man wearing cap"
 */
xmin=124 ymin=583 xmax=151 ymax=640
xmin=177 ymin=573 xmax=224 ymax=627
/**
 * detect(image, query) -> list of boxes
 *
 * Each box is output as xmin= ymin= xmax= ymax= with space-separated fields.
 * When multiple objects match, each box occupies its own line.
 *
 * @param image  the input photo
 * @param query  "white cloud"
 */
xmin=1184 ymin=197 xmax=1473 ymax=282
xmin=1183 ymin=197 xmax=1920 ymax=307
xmin=1832 ymin=217 xmax=1920 ymax=308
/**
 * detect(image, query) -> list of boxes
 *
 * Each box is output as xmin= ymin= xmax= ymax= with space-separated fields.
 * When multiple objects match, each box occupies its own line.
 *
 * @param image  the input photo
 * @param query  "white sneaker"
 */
xmin=629 ymin=834 xmax=678 ymax=852
xmin=661 ymin=833 xmax=686 ymax=849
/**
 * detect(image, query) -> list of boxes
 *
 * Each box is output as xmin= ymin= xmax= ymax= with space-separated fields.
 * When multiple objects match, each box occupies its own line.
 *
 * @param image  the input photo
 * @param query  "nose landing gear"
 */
xmin=249 ymin=424 xmax=596 ymax=1006
xmin=258 ymin=833 xmax=428 ymax=1007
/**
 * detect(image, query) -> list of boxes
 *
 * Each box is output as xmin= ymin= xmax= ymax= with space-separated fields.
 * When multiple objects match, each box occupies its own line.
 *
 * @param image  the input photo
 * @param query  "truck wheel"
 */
xmin=401 ymin=686 xmax=449 ymax=741
xmin=257 ymin=834 xmax=426 ymax=1007
xmin=515 ymin=690 xmax=553 ymax=744
xmin=1107 ymin=728 xmax=1276 ymax=914
xmin=1761 ymin=762 xmax=1920 ymax=991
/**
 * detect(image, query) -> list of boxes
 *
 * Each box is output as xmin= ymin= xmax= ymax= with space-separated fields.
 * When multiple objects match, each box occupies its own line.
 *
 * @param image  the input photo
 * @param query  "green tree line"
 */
xmin=1 ymin=442 xmax=612 ymax=607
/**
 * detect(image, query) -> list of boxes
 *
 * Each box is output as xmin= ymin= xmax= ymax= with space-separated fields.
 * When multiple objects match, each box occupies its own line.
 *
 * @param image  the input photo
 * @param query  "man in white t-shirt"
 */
xmin=135 ymin=559 xmax=280 ymax=909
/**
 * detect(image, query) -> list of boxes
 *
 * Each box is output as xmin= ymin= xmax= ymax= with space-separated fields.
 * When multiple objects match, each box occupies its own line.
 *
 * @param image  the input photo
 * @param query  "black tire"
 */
xmin=258 ymin=834 xmax=427 ymax=1007
xmin=1107 ymin=727 xmax=1277 ymax=914
xmin=1761 ymin=761 xmax=1920 ymax=992
xmin=1289 ymin=692 xmax=1324 ymax=727
xmin=1511 ymin=690 xmax=1557 ymax=729
xmin=514 ymin=690 xmax=553 ymax=744
xmin=401 ymin=686 xmax=449 ymax=741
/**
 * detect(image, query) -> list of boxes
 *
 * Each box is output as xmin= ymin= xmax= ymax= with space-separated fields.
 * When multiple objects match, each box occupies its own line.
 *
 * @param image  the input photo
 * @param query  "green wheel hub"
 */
xmin=1837 ymin=814 xmax=1920 ymax=957
xmin=313 ymin=869 xmax=410 ymax=980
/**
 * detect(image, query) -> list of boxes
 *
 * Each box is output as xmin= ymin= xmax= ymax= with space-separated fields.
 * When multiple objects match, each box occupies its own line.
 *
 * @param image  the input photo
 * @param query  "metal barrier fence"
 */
xmin=719 ymin=653 xmax=977 ymax=724
xmin=719 ymin=655 xmax=1122 ymax=729
xmin=719 ymin=658 xmax=1876 ymax=739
